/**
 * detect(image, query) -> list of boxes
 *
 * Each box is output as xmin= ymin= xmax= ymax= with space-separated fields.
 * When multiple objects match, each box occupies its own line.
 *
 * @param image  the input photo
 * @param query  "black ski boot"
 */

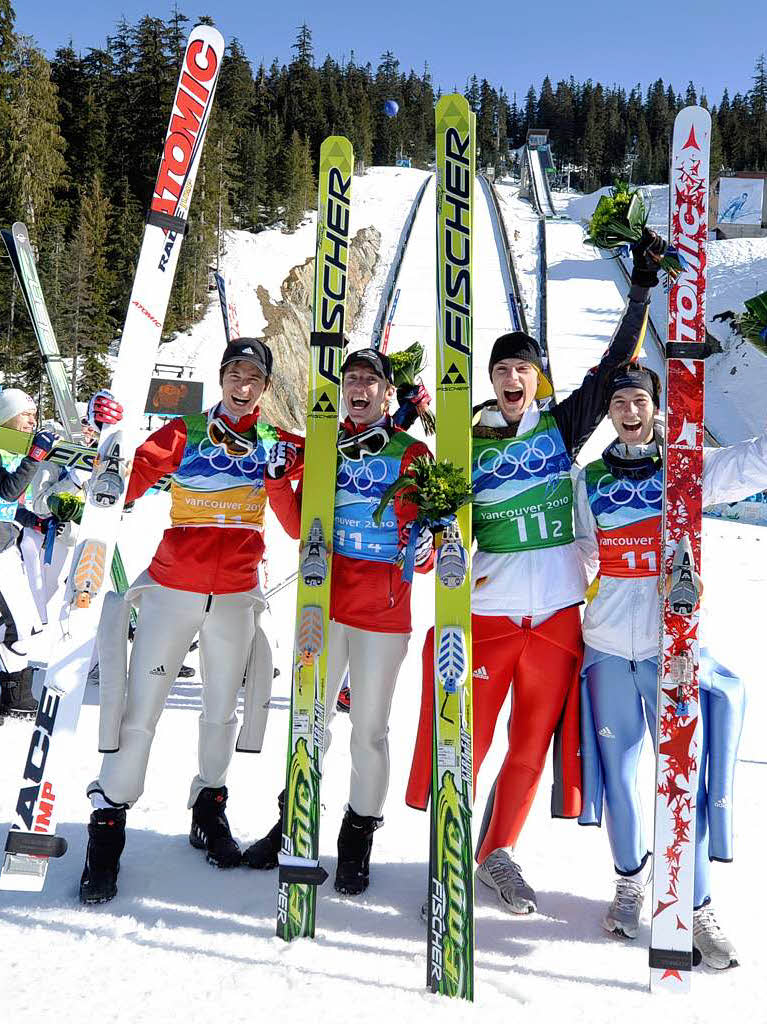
xmin=189 ymin=786 xmax=241 ymax=868
xmin=334 ymin=806 xmax=382 ymax=896
xmin=243 ymin=790 xmax=284 ymax=869
xmin=79 ymin=808 xmax=127 ymax=904
xmin=0 ymin=667 xmax=38 ymax=719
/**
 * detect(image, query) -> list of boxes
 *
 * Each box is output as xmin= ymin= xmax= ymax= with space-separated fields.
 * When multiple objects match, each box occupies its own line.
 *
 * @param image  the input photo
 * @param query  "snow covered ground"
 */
xmin=493 ymin=178 xmax=541 ymax=336
xmin=1 ymin=169 xmax=766 ymax=1023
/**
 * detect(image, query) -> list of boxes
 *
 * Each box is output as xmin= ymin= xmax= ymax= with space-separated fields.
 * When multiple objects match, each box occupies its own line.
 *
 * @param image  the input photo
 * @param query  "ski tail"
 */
xmin=649 ymin=104 xmax=711 ymax=994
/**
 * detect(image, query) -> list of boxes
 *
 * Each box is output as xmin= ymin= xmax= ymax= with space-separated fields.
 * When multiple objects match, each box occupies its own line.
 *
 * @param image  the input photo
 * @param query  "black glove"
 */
xmin=630 ymin=227 xmax=668 ymax=288
xmin=27 ymin=429 xmax=58 ymax=462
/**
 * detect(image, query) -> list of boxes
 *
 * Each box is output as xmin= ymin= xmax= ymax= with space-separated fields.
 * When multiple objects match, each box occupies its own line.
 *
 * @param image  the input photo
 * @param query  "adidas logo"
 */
xmin=714 ymin=796 xmax=729 ymax=808
xmin=150 ymin=665 xmax=167 ymax=676
xmin=472 ymin=665 xmax=489 ymax=680
xmin=598 ymin=726 xmax=615 ymax=738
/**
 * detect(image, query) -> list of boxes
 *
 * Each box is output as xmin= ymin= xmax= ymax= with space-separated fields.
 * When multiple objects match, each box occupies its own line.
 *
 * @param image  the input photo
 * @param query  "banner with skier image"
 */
xmin=717 ymin=177 xmax=764 ymax=226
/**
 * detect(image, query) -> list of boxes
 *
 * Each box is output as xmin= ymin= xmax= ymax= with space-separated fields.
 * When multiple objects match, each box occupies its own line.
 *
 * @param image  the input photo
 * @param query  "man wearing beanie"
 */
xmin=0 ymin=388 xmax=60 ymax=719
xmin=575 ymin=360 xmax=767 ymax=968
xmin=80 ymin=339 xmax=302 ymax=904
xmin=407 ymin=229 xmax=667 ymax=915
xmin=244 ymin=346 xmax=434 ymax=896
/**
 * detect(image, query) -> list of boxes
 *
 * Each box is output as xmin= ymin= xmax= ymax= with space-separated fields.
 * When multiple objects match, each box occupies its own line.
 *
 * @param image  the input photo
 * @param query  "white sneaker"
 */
xmin=693 ymin=906 xmax=739 ymax=970
xmin=602 ymin=876 xmax=645 ymax=939
xmin=476 ymin=849 xmax=537 ymax=914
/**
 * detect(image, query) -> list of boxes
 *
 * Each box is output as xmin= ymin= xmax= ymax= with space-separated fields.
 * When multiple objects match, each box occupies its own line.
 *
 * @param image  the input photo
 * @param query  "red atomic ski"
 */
xmin=649 ymin=104 xmax=711 ymax=993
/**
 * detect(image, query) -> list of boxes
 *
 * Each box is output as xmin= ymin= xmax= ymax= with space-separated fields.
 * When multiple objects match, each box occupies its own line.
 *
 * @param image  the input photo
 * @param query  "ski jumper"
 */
xmin=407 ymin=284 xmax=652 ymax=864
xmin=92 ymin=406 xmax=301 ymax=809
xmin=0 ymin=448 xmax=43 ymax=675
xmin=575 ymin=427 xmax=767 ymax=903
xmin=266 ymin=415 xmax=432 ymax=817
xmin=23 ymin=461 xmax=85 ymax=624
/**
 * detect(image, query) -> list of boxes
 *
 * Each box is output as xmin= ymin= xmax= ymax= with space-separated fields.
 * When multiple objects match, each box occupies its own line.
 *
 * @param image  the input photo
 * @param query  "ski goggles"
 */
xmin=207 ymin=416 xmax=255 ymax=459
xmin=337 ymin=424 xmax=391 ymax=461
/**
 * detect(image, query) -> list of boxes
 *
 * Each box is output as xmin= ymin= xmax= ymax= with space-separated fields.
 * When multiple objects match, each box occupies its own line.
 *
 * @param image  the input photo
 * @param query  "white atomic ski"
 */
xmin=649 ymin=105 xmax=711 ymax=992
xmin=0 ymin=24 xmax=224 ymax=892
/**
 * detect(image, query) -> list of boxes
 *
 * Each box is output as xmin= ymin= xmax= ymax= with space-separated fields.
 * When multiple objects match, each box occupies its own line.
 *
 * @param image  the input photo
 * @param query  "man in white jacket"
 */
xmin=408 ymin=232 xmax=668 ymax=915
xmin=575 ymin=361 xmax=763 ymax=970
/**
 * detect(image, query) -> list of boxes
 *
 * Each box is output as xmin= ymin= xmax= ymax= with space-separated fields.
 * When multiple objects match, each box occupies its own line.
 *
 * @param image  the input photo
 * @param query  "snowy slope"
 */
xmin=493 ymin=179 xmax=541 ymax=336
xmin=382 ymin=173 xmax=513 ymax=409
xmin=1 ymin=169 xmax=766 ymax=1024
xmin=154 ymin=166 xmax=429 ymax=413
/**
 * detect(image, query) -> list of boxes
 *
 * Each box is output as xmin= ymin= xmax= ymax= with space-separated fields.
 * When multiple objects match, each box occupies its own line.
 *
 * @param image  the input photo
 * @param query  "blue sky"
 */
xmin=16 ymin=0 xmax=766 ymax=105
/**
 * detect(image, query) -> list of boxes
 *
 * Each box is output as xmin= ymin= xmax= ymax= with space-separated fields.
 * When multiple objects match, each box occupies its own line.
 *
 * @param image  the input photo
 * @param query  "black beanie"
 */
xmin=606 ymin=363 xmax=661 ymax=407
xmin=488 ymin=332 xmax=543 ymax=377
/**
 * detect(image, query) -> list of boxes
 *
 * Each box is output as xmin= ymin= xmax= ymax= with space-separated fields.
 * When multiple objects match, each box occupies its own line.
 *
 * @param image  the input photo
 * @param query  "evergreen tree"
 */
xmin=0 ymin=38 xmax=65 ymax=227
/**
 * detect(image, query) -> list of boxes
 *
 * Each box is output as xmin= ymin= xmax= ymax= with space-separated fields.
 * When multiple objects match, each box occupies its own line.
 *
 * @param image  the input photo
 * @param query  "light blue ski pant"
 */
xmin=583 ymin=651 xmax=744 ymax=908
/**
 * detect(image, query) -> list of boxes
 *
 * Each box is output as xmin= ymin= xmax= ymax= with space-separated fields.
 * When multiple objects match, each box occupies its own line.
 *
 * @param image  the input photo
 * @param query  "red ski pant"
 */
xmin=406 ymin=606 xmax=582 ymax=863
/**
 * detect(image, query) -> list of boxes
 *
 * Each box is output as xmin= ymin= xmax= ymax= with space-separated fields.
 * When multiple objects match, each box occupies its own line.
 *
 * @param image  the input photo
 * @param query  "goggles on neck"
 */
xmin=337 ymin=424 xmax=392 ymax=461
xmin=207 ymin=414 xmax=255 ymax=459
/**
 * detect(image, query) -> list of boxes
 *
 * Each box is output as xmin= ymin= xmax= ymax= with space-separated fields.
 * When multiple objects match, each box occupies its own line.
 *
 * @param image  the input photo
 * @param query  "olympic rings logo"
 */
xmin=594 ymin=472 xmax=662 ymax=508
xmin=475 ymin=433 xmax=559 ymax=480
xmin=337 ymin=456 xmax=389 ymax=493
xmin=197 ymin=438 xmax=263 ymax=478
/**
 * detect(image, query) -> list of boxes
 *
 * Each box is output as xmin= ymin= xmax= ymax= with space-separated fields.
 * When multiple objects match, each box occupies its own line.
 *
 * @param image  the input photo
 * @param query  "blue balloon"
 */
xmin=384 ymin=99 xmax=399 ymax=118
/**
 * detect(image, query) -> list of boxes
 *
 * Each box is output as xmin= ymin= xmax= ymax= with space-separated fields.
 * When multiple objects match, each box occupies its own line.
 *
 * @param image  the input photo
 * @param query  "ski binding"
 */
xmin=666 ymin=535 xmax=701 ymax=616
xmin=300 ymin=518 xmax=328 ymax=587
xmin=436 ymin=519 xmax=468 ymax=589
xmin=88 ymin=433 xmax=127 ymax=507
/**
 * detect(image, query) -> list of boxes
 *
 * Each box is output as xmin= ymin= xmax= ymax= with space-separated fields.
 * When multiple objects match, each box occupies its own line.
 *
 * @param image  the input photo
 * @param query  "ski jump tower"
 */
xmin=519 ymin=128 xmax=556 ymax=217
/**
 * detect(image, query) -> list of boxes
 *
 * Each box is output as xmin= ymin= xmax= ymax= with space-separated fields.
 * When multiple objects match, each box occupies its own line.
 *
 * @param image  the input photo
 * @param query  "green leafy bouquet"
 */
xmin=373 ymin=456 xmax=472 ymax=526
xmin=736 ymin=290 xmax=767 ymax=351
xmin=585 ymin=181 xmax=683 ymax=278
xmin=388 ymin=342 xmax=436 ymax=435
xmin=47 ymin=492 xmax=84 ymax=524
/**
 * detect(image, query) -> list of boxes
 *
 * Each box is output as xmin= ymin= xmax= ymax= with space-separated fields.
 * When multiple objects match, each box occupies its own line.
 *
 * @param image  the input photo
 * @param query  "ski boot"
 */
xmin=242 ymin=791 xmax=284 ymax=870
xmin=476 ymin=848 xmax=537 ymax=914
xmin=0 ymin=667 xmax=38 ymax=719
xmin=79 ymin=807 xmax=127 ymax=904
xmin=189 ymin=786 xmax=242 ymax=868
xmin=693 ymin=904 xmax=739 ymax=969
xmin=334 ymin=806 xmax=382 ymax=896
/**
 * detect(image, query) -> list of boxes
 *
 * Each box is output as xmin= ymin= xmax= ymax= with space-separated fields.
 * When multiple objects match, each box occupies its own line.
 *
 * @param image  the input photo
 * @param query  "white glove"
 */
xmin=267 ymin=441 xmax=298 ymax=480
xmin=413 ymin=524 xmax=434 ymax=567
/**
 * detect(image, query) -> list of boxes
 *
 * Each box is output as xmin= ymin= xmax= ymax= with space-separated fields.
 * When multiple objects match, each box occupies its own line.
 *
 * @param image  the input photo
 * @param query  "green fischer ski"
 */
xmin=277 ymin=136 xmax=353 ymax=942
xmin=427 ymin=95 xmax=475 ymax=1000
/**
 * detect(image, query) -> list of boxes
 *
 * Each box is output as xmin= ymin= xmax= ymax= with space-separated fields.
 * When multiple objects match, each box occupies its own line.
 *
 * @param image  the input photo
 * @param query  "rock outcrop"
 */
xmin=257 ymin=226 xmax=380 ymax=431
